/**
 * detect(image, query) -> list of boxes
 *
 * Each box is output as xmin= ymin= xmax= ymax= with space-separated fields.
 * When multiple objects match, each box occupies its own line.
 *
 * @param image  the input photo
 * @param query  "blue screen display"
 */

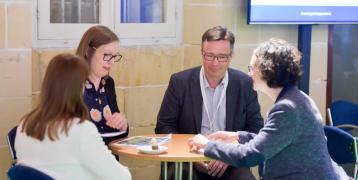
xmin=248 ymin=0 xmax=358 ymax=24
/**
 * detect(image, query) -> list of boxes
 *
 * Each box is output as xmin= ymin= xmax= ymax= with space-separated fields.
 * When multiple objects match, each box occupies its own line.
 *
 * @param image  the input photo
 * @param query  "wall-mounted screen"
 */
xmin=248 ymin=0 xmax=358 ymax=24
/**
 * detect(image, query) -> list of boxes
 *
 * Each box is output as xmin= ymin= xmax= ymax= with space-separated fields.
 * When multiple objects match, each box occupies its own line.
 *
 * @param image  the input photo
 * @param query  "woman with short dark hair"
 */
xmin=251 ymin=38 xmax=302 ymax=88
xmin=189 ymin=38 xmax=349 ymax=179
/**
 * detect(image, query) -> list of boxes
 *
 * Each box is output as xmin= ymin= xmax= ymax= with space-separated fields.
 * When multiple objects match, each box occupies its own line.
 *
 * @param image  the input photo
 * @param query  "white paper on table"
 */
xmin=100 ymin=131 xmax=126 ymax=137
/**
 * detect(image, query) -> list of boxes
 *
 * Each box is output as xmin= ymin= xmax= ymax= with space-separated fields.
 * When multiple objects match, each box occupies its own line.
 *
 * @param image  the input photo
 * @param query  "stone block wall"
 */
xmin=0 ymin=0 xmax=328 ymax=179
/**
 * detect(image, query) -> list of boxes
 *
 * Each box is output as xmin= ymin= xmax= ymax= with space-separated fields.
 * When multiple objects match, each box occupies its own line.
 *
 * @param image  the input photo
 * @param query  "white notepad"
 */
xmin=100 ymin=131 xmax=126 ymax=137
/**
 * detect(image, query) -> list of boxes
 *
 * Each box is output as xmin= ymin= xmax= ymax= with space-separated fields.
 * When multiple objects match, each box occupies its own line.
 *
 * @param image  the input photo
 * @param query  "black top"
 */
xmin=84 ymin=76 xmax=128 ymax=145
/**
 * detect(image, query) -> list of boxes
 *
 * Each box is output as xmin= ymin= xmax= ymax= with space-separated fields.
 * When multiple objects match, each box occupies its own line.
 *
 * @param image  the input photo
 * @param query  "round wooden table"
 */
xmin=109 ymin=134 xmax=210 ymax=180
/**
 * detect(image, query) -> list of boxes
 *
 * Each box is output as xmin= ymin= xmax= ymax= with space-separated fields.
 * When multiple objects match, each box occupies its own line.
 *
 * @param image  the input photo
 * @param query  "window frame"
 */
xmin=114 ymin=0 xmax=182 ymax=45
xmin=33 ymin=0 xmax=182 ymax=48
xmin=34 ymin=0 xmax=114 ymax=48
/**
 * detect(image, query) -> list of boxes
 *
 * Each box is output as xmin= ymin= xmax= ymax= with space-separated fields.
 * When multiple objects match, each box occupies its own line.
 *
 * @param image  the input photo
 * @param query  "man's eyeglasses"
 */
xmin=202 ymin=51 xmax=231 ymax=62
xmin=92 ymin=46 xmax=123 ymax=62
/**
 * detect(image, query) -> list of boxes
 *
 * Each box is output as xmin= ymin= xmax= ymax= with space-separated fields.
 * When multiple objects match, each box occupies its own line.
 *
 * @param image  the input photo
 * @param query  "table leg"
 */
xmin=175 ymin=162 xmax=179 ymax=180
xmin=164 ymin=162 xmax=168 ymax=180
xmin=179 ymin=162 xmax=183 ymax=180
xmin=189 ymin=162 xmax=193 ymax=180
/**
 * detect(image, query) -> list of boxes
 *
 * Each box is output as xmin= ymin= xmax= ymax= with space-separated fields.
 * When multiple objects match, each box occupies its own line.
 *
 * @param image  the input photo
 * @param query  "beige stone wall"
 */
xmin=0 ymin=1 xmax=33 ymax=180
xmin=0 ymin=0 xmax=328 ymax=180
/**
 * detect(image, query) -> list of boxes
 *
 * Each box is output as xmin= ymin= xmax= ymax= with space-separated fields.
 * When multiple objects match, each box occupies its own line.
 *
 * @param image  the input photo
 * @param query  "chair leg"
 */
xmin=327 ymin=108 xmax=333 ymax=126
xmin=354 ymin=164 xmax=358 ymax=180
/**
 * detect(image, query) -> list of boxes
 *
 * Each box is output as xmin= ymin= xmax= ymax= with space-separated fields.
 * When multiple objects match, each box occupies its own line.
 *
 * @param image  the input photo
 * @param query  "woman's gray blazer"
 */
xmin=204 ymin=86 xmax=348 ymax=180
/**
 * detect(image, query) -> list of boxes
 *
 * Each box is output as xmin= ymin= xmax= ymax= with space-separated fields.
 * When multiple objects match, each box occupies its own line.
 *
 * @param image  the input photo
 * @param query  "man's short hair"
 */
xmin=201 ymin=26 xmax=235 ymax=52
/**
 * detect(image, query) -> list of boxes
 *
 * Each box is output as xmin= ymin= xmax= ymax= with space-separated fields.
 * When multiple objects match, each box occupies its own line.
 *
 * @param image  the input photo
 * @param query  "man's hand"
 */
xmin=207 ymin=160 xmax=228 ymax=177
xmin=193 ymin=162 xmax=209 ymax=174
xmin=105 ymin=112 xmax=128 ymax=131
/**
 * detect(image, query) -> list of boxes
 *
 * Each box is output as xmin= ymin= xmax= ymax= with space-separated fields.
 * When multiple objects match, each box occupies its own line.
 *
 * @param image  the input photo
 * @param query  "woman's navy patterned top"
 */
xmin=83 ymin=78 xmax=117 ymax=134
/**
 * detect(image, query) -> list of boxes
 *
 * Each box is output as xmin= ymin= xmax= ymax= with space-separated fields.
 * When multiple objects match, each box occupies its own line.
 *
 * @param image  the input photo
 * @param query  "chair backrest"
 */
xmin=324 ymin=126 xmax=357 ymax=164
xmin=7 ymin=165 xmax=54 ymax=180
xmin=329 ymin=100 xmax=358 ymax=129
xmin=6 ymin=126 xmax=18 ymax=161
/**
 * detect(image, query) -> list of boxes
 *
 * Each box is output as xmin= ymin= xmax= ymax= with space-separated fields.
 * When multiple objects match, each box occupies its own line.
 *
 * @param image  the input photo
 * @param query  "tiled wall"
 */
xmin=0 ymin=0 xmax=328 ymax=179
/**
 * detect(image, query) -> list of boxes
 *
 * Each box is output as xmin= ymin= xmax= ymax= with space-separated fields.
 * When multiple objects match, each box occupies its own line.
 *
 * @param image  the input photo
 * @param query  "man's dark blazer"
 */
xmin=155 ymin=66 xmax=263 ymax=134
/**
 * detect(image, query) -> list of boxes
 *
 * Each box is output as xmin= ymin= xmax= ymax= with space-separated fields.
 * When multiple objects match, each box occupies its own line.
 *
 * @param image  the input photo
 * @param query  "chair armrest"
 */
xmin=336 ymin=124 xmax=358 ymax=129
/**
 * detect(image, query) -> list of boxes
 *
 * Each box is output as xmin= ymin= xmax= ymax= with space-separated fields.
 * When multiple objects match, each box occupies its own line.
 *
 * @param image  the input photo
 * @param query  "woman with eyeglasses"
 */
xmin=76 ymin=25 xmax=128 ymax=145
xmin=189 ymin=38 xmax=349 ymax=179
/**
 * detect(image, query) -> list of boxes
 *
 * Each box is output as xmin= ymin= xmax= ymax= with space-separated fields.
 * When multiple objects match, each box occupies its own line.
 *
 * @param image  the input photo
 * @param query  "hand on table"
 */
xmin=208 ymin=131 xmax=239 ymax=143
xmin=105 ymin=112 xmax=128 ymax=131
xmin=188 ymin=134 xmax=209 ymax=152
xmin=188 ymin=133 xmax=231 ymax=178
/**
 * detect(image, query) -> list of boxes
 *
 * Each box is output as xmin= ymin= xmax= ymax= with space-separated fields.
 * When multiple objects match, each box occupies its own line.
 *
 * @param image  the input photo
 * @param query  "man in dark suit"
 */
xmin=155 ymin=26 xmax=263 ymax=180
